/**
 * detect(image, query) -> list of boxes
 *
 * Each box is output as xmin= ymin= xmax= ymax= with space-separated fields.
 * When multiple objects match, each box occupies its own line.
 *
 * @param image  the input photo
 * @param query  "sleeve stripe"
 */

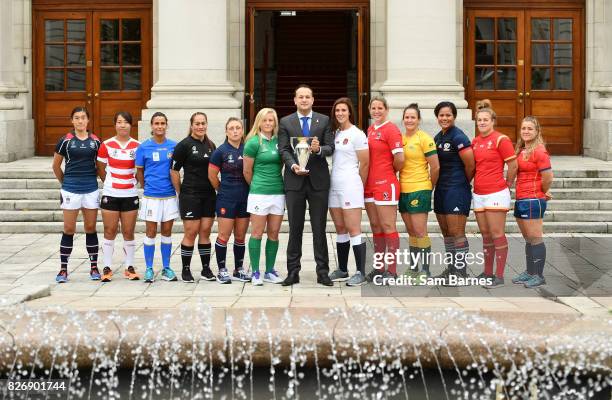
xmin=391 ymin=148 xmax=403 ymax=155
xmin=424 ymin=150 xmax=437 ymax=157
xmin=458 ymin=145 xmax=472 ymax=153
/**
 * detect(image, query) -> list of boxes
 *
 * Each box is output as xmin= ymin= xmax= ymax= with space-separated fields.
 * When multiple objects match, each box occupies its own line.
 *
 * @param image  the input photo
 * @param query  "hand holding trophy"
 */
xmin=291 ymin=137 xmax=311 ymax=175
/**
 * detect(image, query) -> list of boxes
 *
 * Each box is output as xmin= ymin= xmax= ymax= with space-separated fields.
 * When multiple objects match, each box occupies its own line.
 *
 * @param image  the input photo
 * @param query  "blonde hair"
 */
xmin=246 ymin=108 xmax=279 ymax=144
xmin=369 ymin=96 xmax=388 ymax=110
xmin=516 ymin=116 xmax=546 ymax=160
xmin=475 ymin=98 xmax=497 ymax=121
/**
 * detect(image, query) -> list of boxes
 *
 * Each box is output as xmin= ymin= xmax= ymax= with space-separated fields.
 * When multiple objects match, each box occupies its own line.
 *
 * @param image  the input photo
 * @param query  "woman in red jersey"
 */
xmin=364 ymin=96 xmax=404 ymax=281
xmin=512 ymin=116 xmax=553 ymax=288
xmin=97 ymin=111 xmax=141 ymax=282
xmin=471 ymin=100 xmax=517 ymax=288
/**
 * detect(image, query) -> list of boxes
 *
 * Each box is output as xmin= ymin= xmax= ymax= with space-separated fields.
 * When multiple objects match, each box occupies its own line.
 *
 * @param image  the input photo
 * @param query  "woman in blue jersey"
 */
xmin=135 ymin=112 xmax=178 ymax=283
xmin=208 ymin=117 xmax=251 ymax=284
xmin=51 ymin=106 xmax=101 ymax=283
xmin=433 ymin=101 xmax=475 ymax=281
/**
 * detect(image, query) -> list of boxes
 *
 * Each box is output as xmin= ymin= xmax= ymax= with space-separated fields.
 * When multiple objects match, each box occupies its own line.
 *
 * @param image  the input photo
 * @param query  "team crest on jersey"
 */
xmin=192 ymin=146 xmax=198 ymax=154
xmin=383 ymin=192 xmax=389 ymax=200
xmin=343 ymin=138 xmax=349 ymax=145
xmin=487 ymin=140 xmax=493 ymax=149
xmin=129 ymin=150 xmax=135 ymax=159
xmin=376 ymin=132 xmax=381 ymax=140
xmin=443 ymin=143 xmax=451 ymax=151
xmin=89 ymin=141 xmax=96 ymax=149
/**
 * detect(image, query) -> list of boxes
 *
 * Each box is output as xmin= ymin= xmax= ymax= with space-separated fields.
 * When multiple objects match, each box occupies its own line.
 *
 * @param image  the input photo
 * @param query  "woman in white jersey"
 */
xmin=327 ymin=98 xmax=370 ymax=286
xmin=96 ymin=111 xmax=141 ymax=282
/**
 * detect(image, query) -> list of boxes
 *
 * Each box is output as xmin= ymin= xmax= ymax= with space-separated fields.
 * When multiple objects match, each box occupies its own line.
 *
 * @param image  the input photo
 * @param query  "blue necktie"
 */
xmin=301 ymin=116 xmax=310 ymax=137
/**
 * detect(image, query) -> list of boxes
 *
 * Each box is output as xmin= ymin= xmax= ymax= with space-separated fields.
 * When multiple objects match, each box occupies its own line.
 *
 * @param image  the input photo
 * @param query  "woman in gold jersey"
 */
xmin=398 ymin=104 xmax=439 ymax=277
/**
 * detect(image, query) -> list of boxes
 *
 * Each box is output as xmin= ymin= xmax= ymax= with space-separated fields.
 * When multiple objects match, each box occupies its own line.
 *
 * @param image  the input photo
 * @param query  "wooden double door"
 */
xmin=465 ymin=7 xmax=583 ymax=154
xmin=34 ymin=6 xmax=151 ymax=155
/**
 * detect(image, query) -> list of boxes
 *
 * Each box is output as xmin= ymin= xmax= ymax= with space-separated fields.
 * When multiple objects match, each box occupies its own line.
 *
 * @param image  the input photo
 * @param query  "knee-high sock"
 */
xmin=493 ymin=235 xmax=509 ymax=279
xmin=160 ymin=235 xmax=172 ymax=269
xmin=443 ymin=237 xmax=455 ymax=271
xmin=102 ymin=238 xmax=114 ymax=268
xmin=86 ymin=232 xmax=99 ymax=269
xmin=181 ymin=244 xmax=194 ymax=268
xmin=483 ymin=235 xmax=495 ymax=276
xmin=525 ymin=242 xmax=534 ymax=275
xmin=143 ymin=236 xmax=155 ymax=269
xmin=408 ymin=236 xmax=418 ymax=270
xmin=248 ymin=237 xmax=262 ymax=273
xmin=454 ymin=236 xmax=469 ymax=273
xmin=198 ymin=243 xmax=212 ymax=270
xmin=234 ymin=240 xmax=246 ymax=271
xmin=215 ymin=238 xmax=228 ymax=271
xmin=350 ymin=235 xmax=366 ymax=275
xmin=385 ymin=232 xmax=400 ymax=275
xmin=60 ymin=233 xmax=74 ymax=271
xmin=336 ymin=233 xmax=350 ymax=272
xmin=123 ymin=240 xmax=136 ymax=267
xmin=416 ymin=236 xmax=432 ymax=273
xmin=265 ymin=239 xmax=279 ymax=273
xmin=531 ymin=242 xmax=546 ymax=277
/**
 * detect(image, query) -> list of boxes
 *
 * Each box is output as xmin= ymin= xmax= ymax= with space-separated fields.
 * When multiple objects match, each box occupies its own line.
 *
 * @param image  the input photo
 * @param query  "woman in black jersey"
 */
xmin=51 ymin=106 xmax=101 ymax=283
xmin=170 ymin=112 xmax=217 ymax=283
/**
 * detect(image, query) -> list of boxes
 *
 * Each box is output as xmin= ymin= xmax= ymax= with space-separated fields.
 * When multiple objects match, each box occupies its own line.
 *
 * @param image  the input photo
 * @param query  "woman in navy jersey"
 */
xmin=512 ymin=116 xmax=553 ymax=288
xmin=170 ymin=112 xmax=217 ymax=283
xmin=51 ymin=106 xmax=101 ymax=283
xmin=432 ymin=101 xmax=475 ymax=281
xmin=208 ymin=117 xmax=251 ymax=283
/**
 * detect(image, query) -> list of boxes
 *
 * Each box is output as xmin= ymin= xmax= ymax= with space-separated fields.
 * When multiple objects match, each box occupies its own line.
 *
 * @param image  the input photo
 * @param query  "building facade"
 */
xmin=0 ymin=0 xmax=611 ymax=161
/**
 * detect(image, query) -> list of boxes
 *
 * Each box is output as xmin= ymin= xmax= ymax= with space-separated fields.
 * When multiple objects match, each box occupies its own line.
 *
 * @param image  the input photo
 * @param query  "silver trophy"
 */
xmin=291 ymin=137 xmax=311 ymax=173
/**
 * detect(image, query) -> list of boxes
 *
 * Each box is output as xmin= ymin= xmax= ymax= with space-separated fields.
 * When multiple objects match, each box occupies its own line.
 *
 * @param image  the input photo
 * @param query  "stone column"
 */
xmin=140 ymin=0 xmax=242 ymax=144
xmin=374 ymin=0 xmax=472 ymax=135
xmin=0 ymin=0 xmax=34 ymax=162
xmin=584 ymin=0 xmax=612 ymax=160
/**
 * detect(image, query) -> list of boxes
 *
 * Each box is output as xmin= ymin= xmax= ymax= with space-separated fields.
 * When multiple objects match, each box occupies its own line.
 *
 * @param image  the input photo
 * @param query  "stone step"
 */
xmin=0 ymin=209 xmax=610 ymax=224
xmin=550 ymin=178 xmax=612 ymax=189
xmin=0 ymin=221 xmax=608 ymax=234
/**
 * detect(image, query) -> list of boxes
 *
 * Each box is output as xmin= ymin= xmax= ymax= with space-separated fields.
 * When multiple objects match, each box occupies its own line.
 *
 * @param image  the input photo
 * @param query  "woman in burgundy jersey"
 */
xmin=512 ymin=116 xmax=553 ymax=288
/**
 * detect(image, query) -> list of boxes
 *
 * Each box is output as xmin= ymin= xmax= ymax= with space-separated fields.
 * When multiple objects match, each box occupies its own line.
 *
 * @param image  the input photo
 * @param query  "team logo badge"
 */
xmin=168 ymin=152 xmax=173 ymax=158
xmin=89 ymin=141 xmax=96 ymax=149
xmin=345 ymin=201 xmax=351 ymax=207
xmin=443 ymin=143 xmax=451 ymax=151
xmin=410 ymin=199 xmax=419 ymax=206
xmin=429 ymin=142 xmax=434 ymax=148
xmin=383 ymin=192 xmax=389 ymax=200
xmin=134 ymin=198 xmax=139 ymax=205
xmin=129 ymin=150 xmax=135 ymax=159
xmin=376 ymin=132 xmax=381 ymax=140
xmin=147 ymin=209 xmax=153 ymax=216
xmin=343 ymin=138 xmax=349 ymax=145
xmin=487 ymin=140 xmax=493 ymax=149
xmin=102 ymin=197 xmax=108 ymax=204
xmin=192 ymin=146 xmax=198 ymax=154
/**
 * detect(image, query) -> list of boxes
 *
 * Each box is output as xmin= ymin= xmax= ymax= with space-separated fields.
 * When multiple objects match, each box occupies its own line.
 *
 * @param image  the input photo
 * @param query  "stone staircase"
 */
xmin=1 ymin=158 xmax=612 ymax=234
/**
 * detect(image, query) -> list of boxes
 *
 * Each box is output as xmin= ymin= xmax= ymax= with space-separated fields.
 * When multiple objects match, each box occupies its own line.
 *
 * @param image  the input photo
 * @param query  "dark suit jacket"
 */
xmin=278 ymin=111 xmax=334 ymax=191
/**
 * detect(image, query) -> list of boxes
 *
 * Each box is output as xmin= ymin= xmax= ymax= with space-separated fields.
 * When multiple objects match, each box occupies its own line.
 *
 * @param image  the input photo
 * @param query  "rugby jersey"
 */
xmin=366 ymin=121 xmax=403 ymax=189
xmin=97 ymin=137 xmax=140 ymax=197
xmin=55 ymin=132 xmax=100 ymax=194
xmin=472 ymin=131 xmax=516 ymax=195
xmin=516 ymin=144 xmax=552 ymax=199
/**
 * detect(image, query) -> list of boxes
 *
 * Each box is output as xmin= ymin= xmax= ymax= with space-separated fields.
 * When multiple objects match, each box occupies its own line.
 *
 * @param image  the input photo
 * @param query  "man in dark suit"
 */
xmin=278 ymin=84 xmax=335 ymax=286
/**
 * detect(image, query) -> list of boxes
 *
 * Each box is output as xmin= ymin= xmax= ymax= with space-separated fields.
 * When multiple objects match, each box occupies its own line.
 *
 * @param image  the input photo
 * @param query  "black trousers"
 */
xmin=285 ymin=180 xmax=329 ymax=276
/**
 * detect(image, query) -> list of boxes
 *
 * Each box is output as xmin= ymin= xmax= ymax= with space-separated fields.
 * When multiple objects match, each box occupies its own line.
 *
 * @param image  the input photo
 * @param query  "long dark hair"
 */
xmin=331 ymin=97 xmax=356 ymax=133
xmin=114 ymin=111 xmax=133 ymax=125
xmin=189 ymin=112 xmax=216 ymax=150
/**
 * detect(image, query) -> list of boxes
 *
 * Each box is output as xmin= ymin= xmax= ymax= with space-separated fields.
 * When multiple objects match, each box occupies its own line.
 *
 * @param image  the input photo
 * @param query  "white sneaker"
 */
xmin=264 ymin=270 xmax=283 ymax=284
xmin=252 ymin=271 xmax=263 ymax=286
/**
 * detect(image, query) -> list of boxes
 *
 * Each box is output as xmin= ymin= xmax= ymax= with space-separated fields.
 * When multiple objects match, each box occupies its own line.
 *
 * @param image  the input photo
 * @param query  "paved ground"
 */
xmin=0 ymin=232 xmax=610 ymax=316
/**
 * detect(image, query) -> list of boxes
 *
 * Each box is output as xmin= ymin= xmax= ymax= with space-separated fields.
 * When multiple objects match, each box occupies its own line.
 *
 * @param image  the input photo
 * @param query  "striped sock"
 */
xmin=215 ymin=238 xmax=228 ymax=271
xmin=60 ymin=233 xmax=74 ymax=271
xmin=198 ymin=243 xmax=212 ymax=270
xmin=181 ymin=244 xmax=194 ymax=268
xmin=86 ymin=232 xmax=99 ymax=269
xmin=234 ymin=240 xmax=245 ymax=271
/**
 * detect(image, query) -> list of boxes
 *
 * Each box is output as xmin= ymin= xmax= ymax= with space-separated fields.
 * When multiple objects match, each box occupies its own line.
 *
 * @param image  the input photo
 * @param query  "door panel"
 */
xmin=467 ymin=10 xmax=524 ymax=143
xmin=34 ymin=7 xmax=151 ymax=155
xmin=35 ymin=12 xmax=92 ymax=155
xmin=465 ymin=8 xmax=583 ymax=155
xmin=525 ymin=11 xmax=582 ymax=154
